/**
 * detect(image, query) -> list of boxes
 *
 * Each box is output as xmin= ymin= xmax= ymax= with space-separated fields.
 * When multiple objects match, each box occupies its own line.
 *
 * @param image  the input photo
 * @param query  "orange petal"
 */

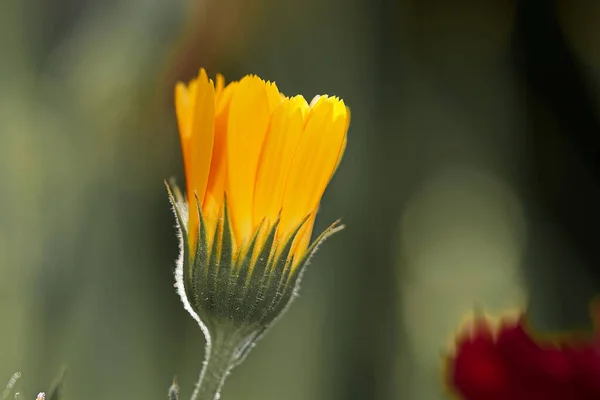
xmin=215 ymin=73 xmax=225 ymax=96
xmin=203 ymin=90 xmax=233 ymax=241
xmin=218 ymin=80 xmax=237 ymax=110
xmin=175 ymin=69 xmax=215 ymax=237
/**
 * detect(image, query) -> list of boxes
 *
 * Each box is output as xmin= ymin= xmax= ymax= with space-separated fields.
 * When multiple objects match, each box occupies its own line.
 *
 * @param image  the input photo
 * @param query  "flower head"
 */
xmin=175 ymin=68 xmax=346 ymax=258
xmin=445 ymin=304 xmax=600 ymax=400
xmin=168 ymin=68 xmax=348 ymax=342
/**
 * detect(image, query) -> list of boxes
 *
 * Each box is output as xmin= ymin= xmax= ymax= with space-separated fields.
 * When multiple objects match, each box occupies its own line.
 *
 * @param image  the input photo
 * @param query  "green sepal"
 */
xmin=288 ymin=219 xmax=342 ymax=286
xmin=233 ymin=219 xmax=279 ymax=323
xmin=190 ymin=192 xmax=210 ymax=313
xmin=230 ymin=218 xmax=266 ymax=320
xmin=170 ymin=179 xmax=186 ymax=204
xmin=165 ymin=181 xmax=197 ymax=319
xmin=214 ymin=198 xmax=235 ymax=320
xmin=226 ymin=216 xmax=331 ymax=364
xmin=264 ymin=220 xmax=343 ymax=323
xmin=165 ymin=181 xmax=187 ymax=237
xmin=168 ymin=175 xmax=346 ymax=400
xmin=169 ymin=180 xmax=343 ymax=346
xmin=251 ymin=215 xmax=310 ymax=325
xmin=203 ymin=209 xmax=223 ymax=320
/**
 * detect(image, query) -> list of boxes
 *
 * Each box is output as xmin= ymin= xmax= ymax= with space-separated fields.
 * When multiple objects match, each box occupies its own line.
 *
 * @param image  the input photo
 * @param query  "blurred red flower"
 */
xmin=445 ymin=303 xmax=600 ymax=400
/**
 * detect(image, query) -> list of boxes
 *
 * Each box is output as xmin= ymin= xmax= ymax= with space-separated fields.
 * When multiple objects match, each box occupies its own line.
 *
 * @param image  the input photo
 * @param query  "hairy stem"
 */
xmin=190 ymin=328 xmax=243 ymax=400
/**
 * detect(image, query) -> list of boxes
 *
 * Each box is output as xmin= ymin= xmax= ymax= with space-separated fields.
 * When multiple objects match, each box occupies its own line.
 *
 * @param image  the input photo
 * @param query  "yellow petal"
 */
xmin=291 ymin=95 xmax=310 ymax=120
xmin=280 ymin=96 xmax=347 ymax=237
xmin=253 ymin=96 xmax=306 ymax=228
xmin=332 ymin=107 xmax=350 ymax=174
xmin=264 ymin=81 xmax=282 ymax=113
xmin=226 ymin=76 xmax=271 ymax=244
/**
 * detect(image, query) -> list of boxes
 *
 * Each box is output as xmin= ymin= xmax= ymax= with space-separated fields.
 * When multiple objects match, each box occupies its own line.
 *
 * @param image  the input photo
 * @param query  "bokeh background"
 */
xmin=2 ymin=0 xmax=600 ymax=399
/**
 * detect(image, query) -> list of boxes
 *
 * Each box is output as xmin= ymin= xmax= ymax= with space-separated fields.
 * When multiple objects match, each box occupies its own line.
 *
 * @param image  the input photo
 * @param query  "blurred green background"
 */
xmin=3 ymin=0 xmax=600 ymax=399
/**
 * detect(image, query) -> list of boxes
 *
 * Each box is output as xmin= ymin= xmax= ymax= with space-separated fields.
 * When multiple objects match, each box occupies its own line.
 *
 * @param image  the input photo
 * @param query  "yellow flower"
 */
xmin=168 ymin=69 xmax=349 ymax=400
xmin=174 ymin=69 xmax=348 ymax=273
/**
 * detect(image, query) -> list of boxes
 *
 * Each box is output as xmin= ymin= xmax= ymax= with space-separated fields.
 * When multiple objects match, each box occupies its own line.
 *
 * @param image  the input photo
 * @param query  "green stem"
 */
xmin=191 ymin=328 xmax=243 ymax=400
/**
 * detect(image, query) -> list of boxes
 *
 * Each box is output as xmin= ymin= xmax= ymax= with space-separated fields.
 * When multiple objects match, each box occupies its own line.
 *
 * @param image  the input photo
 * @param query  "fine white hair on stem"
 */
xmin=170 ymin=200 xmax=201 ymax=325
xmin=169 ymin=196 xmax=213 ymax=400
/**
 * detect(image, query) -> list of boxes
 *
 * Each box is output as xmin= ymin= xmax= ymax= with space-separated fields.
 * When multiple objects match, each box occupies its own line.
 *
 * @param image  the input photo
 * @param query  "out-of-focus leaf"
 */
xmin=45 ymin=367 xmax=66 ymax=400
